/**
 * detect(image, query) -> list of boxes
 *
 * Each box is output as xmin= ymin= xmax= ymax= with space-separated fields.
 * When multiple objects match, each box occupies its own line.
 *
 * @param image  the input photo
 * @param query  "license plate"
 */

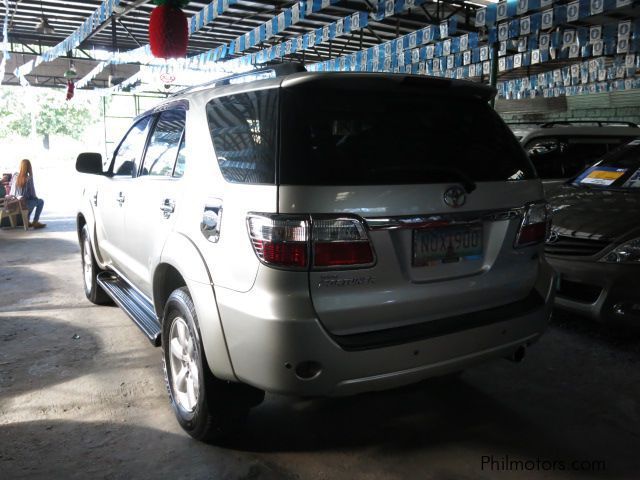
xmin=412 ymin=224 xmax=483 ymax=267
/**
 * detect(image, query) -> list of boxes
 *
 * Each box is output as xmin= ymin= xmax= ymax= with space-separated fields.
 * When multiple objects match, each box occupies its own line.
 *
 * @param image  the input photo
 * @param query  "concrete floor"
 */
xmin=1 ymin=216 xmax=639 ymax=480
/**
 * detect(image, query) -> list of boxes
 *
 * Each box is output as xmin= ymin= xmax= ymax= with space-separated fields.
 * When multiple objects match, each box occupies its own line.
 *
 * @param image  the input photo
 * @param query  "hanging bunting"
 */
xmin=13 ymin=0 xmax=122 ymax=85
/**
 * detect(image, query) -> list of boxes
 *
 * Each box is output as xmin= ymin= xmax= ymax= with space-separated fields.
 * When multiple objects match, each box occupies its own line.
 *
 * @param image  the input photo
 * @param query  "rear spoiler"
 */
xmin=281 ymin=72 xmax=496 ymax=102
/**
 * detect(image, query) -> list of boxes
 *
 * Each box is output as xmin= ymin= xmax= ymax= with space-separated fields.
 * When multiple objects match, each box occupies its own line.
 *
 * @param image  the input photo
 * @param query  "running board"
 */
xmin=97 ymin=272 xmax=161 ymax=346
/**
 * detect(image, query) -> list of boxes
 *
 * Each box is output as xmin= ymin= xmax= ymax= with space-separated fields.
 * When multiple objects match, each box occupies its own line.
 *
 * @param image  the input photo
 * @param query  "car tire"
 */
xmin=162 ymin=287 xmax=264 ymax=443
xmin=80 ymin=224 xmax=112 ymax=305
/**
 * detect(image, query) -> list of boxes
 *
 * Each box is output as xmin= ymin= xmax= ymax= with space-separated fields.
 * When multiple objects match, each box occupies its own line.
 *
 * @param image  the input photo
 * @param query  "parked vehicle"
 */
xmin=520 ymin=121 xmax=640 ymax=190
xmin=546 ymin=139 xmax=640 ymax=325
xmin=75 ymin=67 xmax=556 ymax=442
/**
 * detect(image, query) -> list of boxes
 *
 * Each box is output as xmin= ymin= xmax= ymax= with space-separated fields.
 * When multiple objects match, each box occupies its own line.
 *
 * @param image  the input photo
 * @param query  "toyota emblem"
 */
xmin=546 ymin=230 xmax=560 ymax=244
xmin=443 ymin=186 xmax=467 ymax=208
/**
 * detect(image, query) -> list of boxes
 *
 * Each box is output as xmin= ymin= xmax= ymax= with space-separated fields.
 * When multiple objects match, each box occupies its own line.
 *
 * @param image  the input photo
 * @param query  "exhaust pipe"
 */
xmin=507 ymin=345 xmax=526 ymax=363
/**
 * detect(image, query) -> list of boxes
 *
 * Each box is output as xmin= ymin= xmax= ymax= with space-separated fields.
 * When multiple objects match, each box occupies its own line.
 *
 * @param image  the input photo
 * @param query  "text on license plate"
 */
xmin=412 ymin=224 xmax=483 ymax=267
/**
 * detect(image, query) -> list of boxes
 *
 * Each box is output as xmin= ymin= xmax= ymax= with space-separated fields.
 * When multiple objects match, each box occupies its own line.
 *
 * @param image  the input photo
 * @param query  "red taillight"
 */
xmin=247 ymin=214 xmax=375 ymax=270
xmin=314 ymin=242 xmax=374 ymax=267
xmin=247 ymin=215 xmax=309 ymax=269
xmin=260 ymin=241 xmax=308 ymax=267
xmin=515 ymin=202 xmax=550 ymax=248
xmin=312 ymin=217 xmax=375 ymax=268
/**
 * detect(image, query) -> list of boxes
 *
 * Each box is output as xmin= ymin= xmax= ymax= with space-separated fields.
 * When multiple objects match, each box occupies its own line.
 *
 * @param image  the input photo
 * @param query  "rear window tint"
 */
xmin=280 ymin=88 xmax=534 ymax=185
xmin=206 ymin=89 xmax=278 ymax=184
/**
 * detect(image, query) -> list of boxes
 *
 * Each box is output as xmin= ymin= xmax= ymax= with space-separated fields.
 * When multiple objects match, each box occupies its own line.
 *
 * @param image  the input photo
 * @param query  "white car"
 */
xmin=76 ymin=68 xmax=556 ymax=442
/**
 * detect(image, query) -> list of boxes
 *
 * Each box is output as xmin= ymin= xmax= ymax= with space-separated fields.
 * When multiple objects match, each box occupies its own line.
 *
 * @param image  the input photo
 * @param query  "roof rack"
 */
xmin=173 ymin=63 xmax=306 ymax=97
xmin=504 ymin=121 xmax=547 ymax=126
xmin=540 ymin=120 xmax=639 ymax=128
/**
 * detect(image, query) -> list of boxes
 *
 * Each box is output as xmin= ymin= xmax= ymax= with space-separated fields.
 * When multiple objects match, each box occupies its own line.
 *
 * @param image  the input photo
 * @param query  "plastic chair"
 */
xmin=0 ymin=196 xmax=29 ymax=230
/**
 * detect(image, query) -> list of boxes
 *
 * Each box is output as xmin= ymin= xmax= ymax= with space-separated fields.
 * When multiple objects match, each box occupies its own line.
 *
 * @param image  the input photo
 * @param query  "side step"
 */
xmin=97 ymin=272 xmax=161 ymax=346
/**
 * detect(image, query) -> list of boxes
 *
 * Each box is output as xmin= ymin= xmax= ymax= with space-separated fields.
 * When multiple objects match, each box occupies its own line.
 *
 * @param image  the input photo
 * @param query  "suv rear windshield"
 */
xmin=280 ymin=87 xmax=534 ymax=186
xmin=572 ymin=141 xmax=640 ymax=190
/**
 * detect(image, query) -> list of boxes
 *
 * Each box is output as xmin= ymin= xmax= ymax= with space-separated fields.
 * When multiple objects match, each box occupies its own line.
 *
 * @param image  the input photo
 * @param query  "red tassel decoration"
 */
xmin=66 ymin=80 xmax=75 ymax=101
xmin=149 ymin=1 xmax=189 ymax=59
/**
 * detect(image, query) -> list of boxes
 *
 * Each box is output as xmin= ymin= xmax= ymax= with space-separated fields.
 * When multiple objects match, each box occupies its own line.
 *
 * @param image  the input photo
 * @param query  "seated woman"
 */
xmin=10 ymin=159 xmax=46 ymax=229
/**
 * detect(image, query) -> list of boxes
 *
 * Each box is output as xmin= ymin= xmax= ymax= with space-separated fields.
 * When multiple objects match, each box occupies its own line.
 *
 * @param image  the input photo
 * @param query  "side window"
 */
xmin=525 ymin=138 xmax=562 ymax=179
xmin=141 ymin=110 xmax=186 ymax=177
xmin=112 ymin=116 xmax=153 ymax=177
xmin=206 ymin=90 xmax=277 ymax=184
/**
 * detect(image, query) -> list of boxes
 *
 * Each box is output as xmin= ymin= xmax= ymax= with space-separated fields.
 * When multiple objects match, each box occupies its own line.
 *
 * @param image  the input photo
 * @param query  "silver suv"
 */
xmin=76 ymin=69 xmax=556 ymax=442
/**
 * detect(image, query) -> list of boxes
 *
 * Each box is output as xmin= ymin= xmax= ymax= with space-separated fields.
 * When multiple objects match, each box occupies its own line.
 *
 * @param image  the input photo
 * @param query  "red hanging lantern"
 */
xmin=149 ymin=0 xmax=190 ymax=59
xmin=66 ymin=80 xmax=75 ymax=101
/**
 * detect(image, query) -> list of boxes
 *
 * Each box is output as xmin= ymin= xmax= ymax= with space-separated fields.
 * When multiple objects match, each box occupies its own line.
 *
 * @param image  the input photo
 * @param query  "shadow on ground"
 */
xmin=552 ymin=309 xmax=640 ymax=353
xmin=0 ymin=419 xmax=294 ymax=480
xmin=0 ymin=315 xmax=101 ymax=405
xmin=37 ymin=216 xmax=77 ymax=234
xmin=0 ymin=232 xmax=78 ymax=265
xmin=0 ymin=215 xmax=76 ymax=236
xmin=232 ymin=375 xmax=626 ymax=474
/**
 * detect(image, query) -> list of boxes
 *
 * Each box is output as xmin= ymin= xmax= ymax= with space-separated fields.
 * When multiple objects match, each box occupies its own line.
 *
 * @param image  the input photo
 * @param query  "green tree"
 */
xmin=0 ymin=89 xmax=30 ymax=137
xmin=0 ymin=87 xmax=100 ymax=144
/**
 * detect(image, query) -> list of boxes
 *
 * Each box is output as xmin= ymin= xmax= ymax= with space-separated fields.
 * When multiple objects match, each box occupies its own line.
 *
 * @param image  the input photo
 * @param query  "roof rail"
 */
xmin=173 ymin=63 xmax=306 ymax=97
xmin=540 ymin=120 xmax=639 ymax=128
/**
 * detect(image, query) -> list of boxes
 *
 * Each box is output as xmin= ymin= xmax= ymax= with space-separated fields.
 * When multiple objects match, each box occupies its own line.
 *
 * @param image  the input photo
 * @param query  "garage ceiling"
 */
xmin=1 ymin=0 xmax=479 ymax=89
xmin=0 ymin=0 xmax=638 ymax=97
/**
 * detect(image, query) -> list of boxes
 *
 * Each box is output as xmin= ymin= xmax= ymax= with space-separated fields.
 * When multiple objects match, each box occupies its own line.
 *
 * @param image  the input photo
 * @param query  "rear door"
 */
xmin=193 ymin=88 xmax=280 ymax=293
xmin=279 ymin=83 xmax=543 ymax=336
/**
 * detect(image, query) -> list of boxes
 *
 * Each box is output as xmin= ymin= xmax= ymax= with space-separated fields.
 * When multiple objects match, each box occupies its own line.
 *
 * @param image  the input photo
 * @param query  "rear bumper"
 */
xmin=215 ymin=261 xmax=555 ymax=397
xmin=548 ymin=256 xmax=640 ymax=325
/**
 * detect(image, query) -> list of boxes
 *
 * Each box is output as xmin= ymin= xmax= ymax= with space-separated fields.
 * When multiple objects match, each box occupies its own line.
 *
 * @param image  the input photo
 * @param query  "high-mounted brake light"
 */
xmin=515 ymin=202 xmax=550 ymax=248
xmin=247 ymin=214 xmax=375 ymax=270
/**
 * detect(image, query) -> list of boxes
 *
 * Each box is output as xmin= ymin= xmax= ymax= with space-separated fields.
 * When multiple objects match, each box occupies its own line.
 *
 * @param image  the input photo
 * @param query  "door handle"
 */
xmin=160 ymin=198 xmax=176 ymax=218
xmin=116 ymin=192 xmax=125 ymax=205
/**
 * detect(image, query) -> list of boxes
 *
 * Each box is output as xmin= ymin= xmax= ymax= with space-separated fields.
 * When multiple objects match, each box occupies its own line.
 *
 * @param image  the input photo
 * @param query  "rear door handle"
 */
xmin=160 ymin=198 xmax=175 ymax=218
xmin=116 ymin=192 xmax=125 ymax=205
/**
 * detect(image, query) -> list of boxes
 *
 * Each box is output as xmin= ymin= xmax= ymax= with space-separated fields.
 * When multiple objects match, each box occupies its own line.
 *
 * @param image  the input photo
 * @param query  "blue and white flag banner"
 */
xmin=307 ymin=19 xmax=459 ymax=73
xmin=188 ymin=0 xmax=341 ymax=68
xmin=75 ymin=45 xmax=157 ymax=89
xmin=220 ymin=11 xmax=369 ymax=70
xmin=479 ymin=0 xmax=637 ymax=47
xmin=189 ymin=0 xmax=238 ymax=35
xmin=91 ymin=70 xmax=144 ymax=97
xmin=496 ymin=57 xmax=640 ymax=99
xmin=13 ymin=0 xmax=122 ymax=84
xmin=371 ymin=0 xmax=430 ymax=22
xmin=15 ymin=0 xmax=239 ymax=87
xmin=74 ymin=0 xmax=338 ymax=90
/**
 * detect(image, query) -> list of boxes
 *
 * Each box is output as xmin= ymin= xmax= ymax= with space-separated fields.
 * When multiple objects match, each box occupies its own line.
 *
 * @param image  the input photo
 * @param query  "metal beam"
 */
xmin=116 ymin=19 xmax=142 ymax=48
xmin=83 ymin=0 xmax=152 ymax=46
xmin=366 ymin=26 xmax=384 ymax=44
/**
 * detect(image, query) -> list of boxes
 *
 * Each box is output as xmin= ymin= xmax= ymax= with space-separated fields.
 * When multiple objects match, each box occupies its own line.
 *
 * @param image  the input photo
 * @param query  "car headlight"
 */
xmin=601 ymin=237 xmax=640 ymax=263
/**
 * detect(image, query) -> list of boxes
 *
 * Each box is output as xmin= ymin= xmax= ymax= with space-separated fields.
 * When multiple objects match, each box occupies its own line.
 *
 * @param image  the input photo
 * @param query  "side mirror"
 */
xmin=76 ymin=152 xmax=105 ymax=175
